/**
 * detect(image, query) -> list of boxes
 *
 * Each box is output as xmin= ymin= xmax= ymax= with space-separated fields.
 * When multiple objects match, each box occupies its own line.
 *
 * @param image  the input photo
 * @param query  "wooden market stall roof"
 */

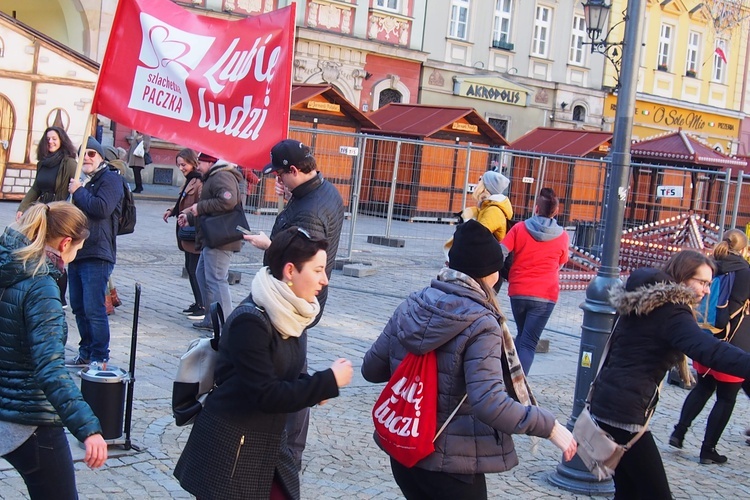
xmin=630 ymin=130 xmax=747 ymax=169
xmin=509 ymin=127 xmax=612 ymax=156
xmin=362 ymin=103 xmax=509 ymax=146
xmin=290 ymin=84 xmax=378 ymax=129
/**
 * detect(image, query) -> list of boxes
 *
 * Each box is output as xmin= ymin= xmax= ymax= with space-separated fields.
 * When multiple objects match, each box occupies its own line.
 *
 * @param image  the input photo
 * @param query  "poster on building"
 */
xmin=93 ymin=0 xmax=295 ymax=168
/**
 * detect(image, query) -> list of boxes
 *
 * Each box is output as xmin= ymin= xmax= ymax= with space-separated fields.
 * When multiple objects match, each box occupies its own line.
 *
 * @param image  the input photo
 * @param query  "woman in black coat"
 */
xmin=670 ymin=229 xmax=750 ymax=463
xmin=174 ymin=227 xmax=353 ymax=500
xmin=589 ymin=250 xmax=750 ymax=499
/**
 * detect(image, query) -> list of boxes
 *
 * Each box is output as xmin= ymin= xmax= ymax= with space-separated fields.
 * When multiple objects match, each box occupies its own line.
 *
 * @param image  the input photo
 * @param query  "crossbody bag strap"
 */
xmin=585 ymin=316 xmax=620 ymax=404
xmin=623 ymin=379 xmax=664 ymax=450
xmin=433 ymin=394 xmax=468 ymax=443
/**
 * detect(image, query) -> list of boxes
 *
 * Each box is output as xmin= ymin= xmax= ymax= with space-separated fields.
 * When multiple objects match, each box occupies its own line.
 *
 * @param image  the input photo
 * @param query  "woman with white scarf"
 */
xmin=175 ymin=226 xmax=353 ymax=500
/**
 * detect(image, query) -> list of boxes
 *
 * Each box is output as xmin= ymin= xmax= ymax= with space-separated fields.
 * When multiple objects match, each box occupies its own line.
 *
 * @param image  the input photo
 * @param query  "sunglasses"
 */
xmin=277 ymin=227 xmax=313 ymax=265
xmin=85 ymin=150 xmax=99 ymax=158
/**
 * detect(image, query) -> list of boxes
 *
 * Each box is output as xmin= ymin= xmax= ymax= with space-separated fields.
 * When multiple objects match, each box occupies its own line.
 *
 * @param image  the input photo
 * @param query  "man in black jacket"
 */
xmin=244 ymin=139 xmax=344 ymax=468
xmin=65 ymin=137 xmax=123 ymax=366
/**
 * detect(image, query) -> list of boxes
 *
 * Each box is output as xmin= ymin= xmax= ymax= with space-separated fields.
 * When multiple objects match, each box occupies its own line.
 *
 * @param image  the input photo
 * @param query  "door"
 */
xmin=0 ymin=94 xmax=15 ymax=196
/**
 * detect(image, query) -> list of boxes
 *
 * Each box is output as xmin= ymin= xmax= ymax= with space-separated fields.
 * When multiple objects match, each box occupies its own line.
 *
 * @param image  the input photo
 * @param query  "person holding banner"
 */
xmin=65 ymin=137 xmax=123 ymax=367
xmin=16 ymin=126 xmax=79 ymax=308
xmin=244 ymin=139 xmax=345 ymax=469
xmin=178 ymin=153 xmax=243 ymax=330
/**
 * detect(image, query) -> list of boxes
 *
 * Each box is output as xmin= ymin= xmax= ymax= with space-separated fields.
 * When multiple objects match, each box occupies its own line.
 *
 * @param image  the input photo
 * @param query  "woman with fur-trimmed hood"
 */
xmin=589 ymin=250 xmax=750 ymax=499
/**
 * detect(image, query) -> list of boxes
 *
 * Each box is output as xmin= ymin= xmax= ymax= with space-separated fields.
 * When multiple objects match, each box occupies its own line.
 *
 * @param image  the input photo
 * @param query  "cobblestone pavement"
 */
xmin=1 ymin=192 xmax=749 ymax=499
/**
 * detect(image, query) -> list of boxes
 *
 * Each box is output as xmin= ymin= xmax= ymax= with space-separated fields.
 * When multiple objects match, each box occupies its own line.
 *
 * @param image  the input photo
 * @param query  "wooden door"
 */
xmin=0 ymin=94 xmax=15 ymax=197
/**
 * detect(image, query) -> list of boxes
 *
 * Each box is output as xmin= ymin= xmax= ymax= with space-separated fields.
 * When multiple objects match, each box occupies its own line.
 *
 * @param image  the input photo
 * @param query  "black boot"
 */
xmin=669 ymin=425 xmax=687 ymax=449
xmin=700 ymin=445 xmax=727 ymax=464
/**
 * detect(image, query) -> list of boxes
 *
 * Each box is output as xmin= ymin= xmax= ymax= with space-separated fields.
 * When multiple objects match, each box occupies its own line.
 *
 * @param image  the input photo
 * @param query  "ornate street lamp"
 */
xmin=582 ymin=0 xmax=627 ymax=88
xmin=548 ymin=0 xmax=647 ymax=495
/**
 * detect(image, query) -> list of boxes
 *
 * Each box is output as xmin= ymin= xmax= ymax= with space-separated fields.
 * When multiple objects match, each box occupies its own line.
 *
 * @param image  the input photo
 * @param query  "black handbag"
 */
xmin=199 ymin=203 xmax=249 ymax=248
xmin=178 ymin=225 xmax=196 ymax=241
xmin=143 ymin=151 xmax=153 ymax=165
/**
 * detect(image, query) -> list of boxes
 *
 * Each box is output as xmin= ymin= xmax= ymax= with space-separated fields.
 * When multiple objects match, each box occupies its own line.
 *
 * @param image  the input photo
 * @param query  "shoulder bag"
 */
xmin=199 ymin=203 xmax=249 ymax=248
xmin=572 ymin=318 xmax=660 ymax=481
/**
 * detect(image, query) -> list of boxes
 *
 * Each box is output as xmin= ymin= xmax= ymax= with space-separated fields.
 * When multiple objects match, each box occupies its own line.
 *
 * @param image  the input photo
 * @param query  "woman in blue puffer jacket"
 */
xmin=362 ymin=220 xmax=576 ymax=499
xmin=0 ymin=202 xmax=108 ymax=499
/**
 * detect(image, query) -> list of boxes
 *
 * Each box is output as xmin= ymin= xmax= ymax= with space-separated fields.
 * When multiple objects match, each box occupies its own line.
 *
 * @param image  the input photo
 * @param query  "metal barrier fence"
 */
xmin=246 ymin=127 xmax=746 ymax=264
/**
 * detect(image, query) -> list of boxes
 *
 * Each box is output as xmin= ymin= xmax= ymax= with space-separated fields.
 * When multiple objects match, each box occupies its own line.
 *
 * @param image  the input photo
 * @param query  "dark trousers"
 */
xmin=131 ymin=166 xmax=143 ymax=192
xmin=598 ymin=423 xmax=671 ymax=500
xmin=286 ymin=330 xmax=309 ymax=469
xmin=675 ymin=373 xmax=742 ymax=448
xmin=68 ymin=259 xmax=114 ymax=362
xmin=390 ymin=457 xmax=487 ymax=500
xmin=56 ymin=269 xmax=68 ymax=306
xmin=2 ymin=426 xmax=78 ymax=500
xmin=510 ymin=297 xmax=556 ymax=374
xmin=184 ymin=251 xmax=202 ymax=307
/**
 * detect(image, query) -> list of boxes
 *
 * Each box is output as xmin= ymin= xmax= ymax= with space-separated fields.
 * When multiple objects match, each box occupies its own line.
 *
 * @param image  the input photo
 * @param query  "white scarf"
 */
xmin=251 ymin=267 xmax=320 ymax=339
xmin=82 ymin=162 xmax=108 ymax=186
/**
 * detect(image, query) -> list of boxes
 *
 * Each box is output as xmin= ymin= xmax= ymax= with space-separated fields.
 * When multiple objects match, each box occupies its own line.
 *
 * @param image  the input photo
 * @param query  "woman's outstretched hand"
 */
xmin=330 ymin=358 xmax=353 ymax=387
xmin=83 ymin=434 xmax=108 ymax=469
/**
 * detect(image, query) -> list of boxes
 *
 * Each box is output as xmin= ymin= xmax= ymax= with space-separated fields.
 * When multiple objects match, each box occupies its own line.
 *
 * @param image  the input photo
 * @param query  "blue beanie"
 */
xmin=85 ymin=136 xmax=104 ymax=158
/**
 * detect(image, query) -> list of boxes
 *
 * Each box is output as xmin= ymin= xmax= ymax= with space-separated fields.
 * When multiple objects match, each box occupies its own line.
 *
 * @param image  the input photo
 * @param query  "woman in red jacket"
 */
xmin=501 ymin=187 xmax=569 ymax=374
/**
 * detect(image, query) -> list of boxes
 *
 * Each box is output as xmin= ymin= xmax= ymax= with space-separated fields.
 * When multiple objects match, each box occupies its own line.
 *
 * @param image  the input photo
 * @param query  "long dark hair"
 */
xmin=36 ymin=126 xmax=76 ymax=161
xmin=663 ymin=249 xmax=716 ymax=284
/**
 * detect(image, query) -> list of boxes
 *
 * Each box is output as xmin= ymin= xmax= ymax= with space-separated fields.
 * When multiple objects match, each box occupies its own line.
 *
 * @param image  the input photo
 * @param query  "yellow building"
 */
xmin=604 ymin=0 xmax=747 ymax=153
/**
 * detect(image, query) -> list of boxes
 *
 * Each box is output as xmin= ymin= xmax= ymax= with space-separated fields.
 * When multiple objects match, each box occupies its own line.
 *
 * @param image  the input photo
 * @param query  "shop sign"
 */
xmin=657 ymin=185 xmax=683 ymax=198
xmin=307 ymin=101 xmax=341 ymax=112
xmin=451 ymin=122 xmax=478 ymax=133
xmin=607 ymin=98 xmax=738 ymax=134
xmin=454 ymin=77 xmax=528 ymax=107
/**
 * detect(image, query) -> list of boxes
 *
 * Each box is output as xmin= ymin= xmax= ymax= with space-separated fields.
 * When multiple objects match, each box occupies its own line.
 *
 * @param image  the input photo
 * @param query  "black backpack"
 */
xmin=117 ymin=176 xmax=136 ymax=235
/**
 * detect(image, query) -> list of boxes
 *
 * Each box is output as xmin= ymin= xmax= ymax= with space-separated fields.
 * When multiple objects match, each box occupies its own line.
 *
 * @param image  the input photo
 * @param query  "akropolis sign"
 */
xmin=453 ymin=76 xmax=528 ymax=107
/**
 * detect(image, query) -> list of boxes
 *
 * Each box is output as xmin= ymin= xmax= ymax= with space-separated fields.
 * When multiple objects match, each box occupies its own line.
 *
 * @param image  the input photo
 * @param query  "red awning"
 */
xmin=509 ymin=127 xmax=612 ymax=156
xmin=363 ymin=103 xmax=508 ymax=145
xmin=631 ymin=130 xmax=747 ymax=168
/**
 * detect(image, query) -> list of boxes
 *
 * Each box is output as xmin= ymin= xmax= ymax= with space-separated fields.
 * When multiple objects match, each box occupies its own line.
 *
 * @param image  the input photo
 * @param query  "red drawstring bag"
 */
xmin=372 ymin=352 xmax=438 ymax=467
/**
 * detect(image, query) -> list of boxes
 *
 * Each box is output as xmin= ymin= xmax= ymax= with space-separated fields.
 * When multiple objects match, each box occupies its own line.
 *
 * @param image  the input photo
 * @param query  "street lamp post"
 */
xmin=548 ymin=0 xmax=646 ymax=494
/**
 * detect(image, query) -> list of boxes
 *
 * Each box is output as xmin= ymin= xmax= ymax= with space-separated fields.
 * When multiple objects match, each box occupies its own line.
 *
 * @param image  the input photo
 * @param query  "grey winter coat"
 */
xmin=0 ymin=228 xmax=101 ymax=442
xmin=188 ymin=162 xmax=244 ymax=252
xmin=591 ymin=268 xmax=750 ymax=426
xmin=362 ymin=276 xmax=555 ymax=475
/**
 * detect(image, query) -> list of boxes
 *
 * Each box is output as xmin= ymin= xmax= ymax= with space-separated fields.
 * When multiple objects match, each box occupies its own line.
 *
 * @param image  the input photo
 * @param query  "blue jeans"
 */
xmin=196 ymin=247 xmax=233 ymax=323
xmin=510 ymin=297 xmax=556 ymax=374
xmin=68 ymin=259 xmax=114 ymax=362
xmin=2 ymin=426 xmax=78 ymax=499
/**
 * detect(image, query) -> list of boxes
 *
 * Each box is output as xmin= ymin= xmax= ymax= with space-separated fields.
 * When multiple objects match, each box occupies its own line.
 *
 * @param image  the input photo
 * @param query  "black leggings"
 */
xmin=675 ymin=373 xmax=742 ymax=448
xmin=597 ymin=423 xmax=671 ymax=500
xmin=389 ymin=457 xmax=487 ymax=500
xmin=184 ymin=251 xmax=202 ymax=307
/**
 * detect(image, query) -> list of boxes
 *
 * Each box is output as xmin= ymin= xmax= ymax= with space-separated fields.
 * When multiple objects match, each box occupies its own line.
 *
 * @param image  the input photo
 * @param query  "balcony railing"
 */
xmin=492 ymin=39 xmax=514 ymax=51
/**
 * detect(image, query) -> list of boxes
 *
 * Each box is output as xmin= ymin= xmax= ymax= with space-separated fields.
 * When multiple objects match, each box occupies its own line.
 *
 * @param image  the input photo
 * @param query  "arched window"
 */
xmin=379 ymin=88 xmax=403 ymax=108
xmin=573 ymin=105 xmax=586 ymax=122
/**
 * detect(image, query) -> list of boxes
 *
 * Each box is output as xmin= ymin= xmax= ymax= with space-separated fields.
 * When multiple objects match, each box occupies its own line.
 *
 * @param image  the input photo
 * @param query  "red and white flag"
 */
xmin=715 ymin=46 xmax=728 ymax=65
xmin=93 ymin=0 xmax=295 ymax=168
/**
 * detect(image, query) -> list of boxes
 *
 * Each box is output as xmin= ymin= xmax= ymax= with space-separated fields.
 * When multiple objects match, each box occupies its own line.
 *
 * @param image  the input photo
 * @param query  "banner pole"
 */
xmin=73 ymin=112 xmax=97 ymax=182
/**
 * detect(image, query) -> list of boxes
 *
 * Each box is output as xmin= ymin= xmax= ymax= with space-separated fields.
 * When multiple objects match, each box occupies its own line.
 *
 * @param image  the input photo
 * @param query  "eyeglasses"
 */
xmin=277 ymin=227 xmax=312 ymax=267
xmin=690 ymin=277 xmax=712 ymax=289
xmin=85 ymin=150 xmax=98 ymax=158
xmin=296 ymin=227 xmax=311 ymax=239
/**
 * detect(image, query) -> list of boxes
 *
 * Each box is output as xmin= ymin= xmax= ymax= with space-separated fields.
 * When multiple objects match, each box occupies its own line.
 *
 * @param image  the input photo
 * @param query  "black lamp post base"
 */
xmin=547 ymin=458 xmax=614 ymax=496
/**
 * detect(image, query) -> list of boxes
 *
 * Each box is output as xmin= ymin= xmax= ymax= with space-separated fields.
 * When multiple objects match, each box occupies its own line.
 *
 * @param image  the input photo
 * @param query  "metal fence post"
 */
xmin=730 ymin=170 xmax=744 ymax=230
xmin=343 ymin=136 xmax=367 ymax=261
xmin=384 ymin=141 xmax=401 ymax=238
xmin=718 ymin=169 xmax=731 ymax=239
xmin=460 ymin=142 xmax=473 ymax=212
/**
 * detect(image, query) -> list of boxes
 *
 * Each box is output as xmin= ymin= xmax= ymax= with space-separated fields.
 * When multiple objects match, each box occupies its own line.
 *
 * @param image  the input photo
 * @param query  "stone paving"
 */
xmin=1 ymin=190 xmax=749 ymax=499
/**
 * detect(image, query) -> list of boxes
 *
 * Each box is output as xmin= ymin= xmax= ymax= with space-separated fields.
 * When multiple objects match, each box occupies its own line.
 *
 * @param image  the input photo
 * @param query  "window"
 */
xmin=488 ymin=118 xmax=508 ymax=138
xmin=657 ymin=23 xmax=673 ymax=70
xmin=569 ymin=15 xmax=586 ymax=65
xmin=573 ymin=105 xmax=586 ymax=122
xmin=449 ymin=0 xmax=470 ymax=40
xmin=532 ymin=5 xmax=552 ymax=57
xmin=375 ymin=0 xmax=398 ymax=10
xmin=379 ymin=89 xmax=403 ymax=108
xmin=492 ymin=0 xmax=513 ymax=45
xmin=686 ymin=31 xmax=701 ymax=76
xmin=713 ymin=39 xmax=728 ymax=83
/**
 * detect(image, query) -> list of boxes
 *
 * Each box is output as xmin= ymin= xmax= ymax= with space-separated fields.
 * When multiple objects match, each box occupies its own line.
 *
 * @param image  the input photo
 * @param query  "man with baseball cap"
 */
xmin=244 ymin=138 xmax=344 ymax=469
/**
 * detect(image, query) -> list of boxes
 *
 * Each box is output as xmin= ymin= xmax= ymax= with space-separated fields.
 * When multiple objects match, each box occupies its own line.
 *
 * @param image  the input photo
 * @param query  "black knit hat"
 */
xmin=448 ymin=220 xmax=504 ymax=279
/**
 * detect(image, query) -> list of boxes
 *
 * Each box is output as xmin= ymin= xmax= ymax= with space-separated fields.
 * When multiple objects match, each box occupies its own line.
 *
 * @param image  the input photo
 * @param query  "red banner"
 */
xmin=93 ymin=0 xmax=295 ymax=169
